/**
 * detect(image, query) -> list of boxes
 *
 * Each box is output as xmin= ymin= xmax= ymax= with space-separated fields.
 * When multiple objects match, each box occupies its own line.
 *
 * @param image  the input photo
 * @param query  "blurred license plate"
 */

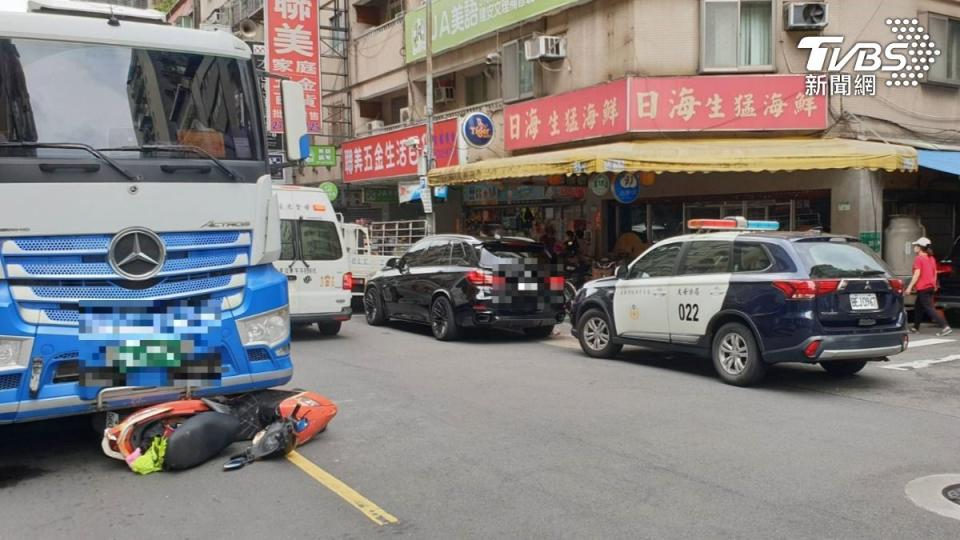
xmin=518 ymin=282 xmax=538 ymax=291
xmin=850 ymin=293 xmax=878 ymax=310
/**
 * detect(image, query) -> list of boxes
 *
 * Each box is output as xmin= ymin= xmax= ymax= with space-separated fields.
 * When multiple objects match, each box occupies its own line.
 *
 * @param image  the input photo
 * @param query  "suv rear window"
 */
xmin=478 ymin=242 xmax=552 ymax=267
xmin=795 ymin=240 xmax=889 ymax=278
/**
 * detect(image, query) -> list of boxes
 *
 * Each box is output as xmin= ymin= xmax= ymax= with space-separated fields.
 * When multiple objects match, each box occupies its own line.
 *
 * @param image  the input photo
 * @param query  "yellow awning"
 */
xmin=428 ymin=137 xmax=918 ymax=186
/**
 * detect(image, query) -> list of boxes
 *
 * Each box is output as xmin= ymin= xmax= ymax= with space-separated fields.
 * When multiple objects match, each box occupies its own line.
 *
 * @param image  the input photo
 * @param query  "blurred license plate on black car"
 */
xmin=850 ymin=293 xmax=878 ymax=310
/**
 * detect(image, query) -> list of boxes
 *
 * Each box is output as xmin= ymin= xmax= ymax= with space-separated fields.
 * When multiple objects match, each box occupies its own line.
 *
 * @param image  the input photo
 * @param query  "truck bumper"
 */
xmin=291 ymin=306 xmax=352 ymax=323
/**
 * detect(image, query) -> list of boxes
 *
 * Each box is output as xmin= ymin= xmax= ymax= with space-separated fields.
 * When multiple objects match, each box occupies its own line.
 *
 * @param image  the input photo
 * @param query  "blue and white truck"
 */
xmin=0 ymin=1 xmax=308 ymax=423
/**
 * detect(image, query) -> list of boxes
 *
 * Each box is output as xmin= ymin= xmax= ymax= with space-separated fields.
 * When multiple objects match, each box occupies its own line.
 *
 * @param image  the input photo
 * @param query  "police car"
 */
xmin=570 ymin=218 xmax=909 ymax=386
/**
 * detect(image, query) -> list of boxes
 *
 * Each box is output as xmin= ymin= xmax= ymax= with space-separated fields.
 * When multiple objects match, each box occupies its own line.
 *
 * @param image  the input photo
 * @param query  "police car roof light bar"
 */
xmin=687 ymin=217 xmax=780 ymax=232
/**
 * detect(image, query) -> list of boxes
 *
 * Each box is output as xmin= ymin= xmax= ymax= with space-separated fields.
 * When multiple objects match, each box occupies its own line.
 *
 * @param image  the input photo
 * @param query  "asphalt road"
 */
xmin=2 ymin=318 xmax=960 ymax=539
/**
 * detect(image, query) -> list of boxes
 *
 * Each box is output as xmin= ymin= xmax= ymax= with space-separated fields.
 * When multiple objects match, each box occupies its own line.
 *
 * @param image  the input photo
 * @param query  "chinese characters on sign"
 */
xmin=503 ymin=75 xmax=828 ymax=151
xmin=266 ymin=0 xmax=322 ymax=134
xmin=804 ymin=74 xmax=878 ymax=97
xmin=504 ymin=80 xmax=629 ymax=151
xmin=342 ymin=119 xmax=459 ymax=182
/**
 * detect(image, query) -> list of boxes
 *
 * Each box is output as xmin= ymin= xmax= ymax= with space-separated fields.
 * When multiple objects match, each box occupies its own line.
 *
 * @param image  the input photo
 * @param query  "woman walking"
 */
xmin=905 ymin=237 xmax=952 ymax=336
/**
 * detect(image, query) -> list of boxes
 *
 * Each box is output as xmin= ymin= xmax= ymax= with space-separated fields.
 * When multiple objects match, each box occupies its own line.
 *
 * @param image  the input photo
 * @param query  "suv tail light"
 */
xmin=342 ymin=272 xmax=354 ymax=291
xmin=772 ymin=279 xmax=840 ymax=299
xmin=467 ymin=270 xmax=493 ymax=286
xmin=888 ymin=278 xmax=904 ymax=295
xmin=937 ymin=261 xmax=954 ymax=275
xmin=803 ymin=340 xmax=822 ymax=359
xmin=547 ymin=276 xmax=565 ymax=291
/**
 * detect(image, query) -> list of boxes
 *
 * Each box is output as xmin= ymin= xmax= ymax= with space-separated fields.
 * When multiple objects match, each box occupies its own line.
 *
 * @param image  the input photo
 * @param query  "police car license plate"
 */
xmin=849 ymin=293 xmax=878 ymax=310
xmin=518 ymin=282 xmax=538 ymax=291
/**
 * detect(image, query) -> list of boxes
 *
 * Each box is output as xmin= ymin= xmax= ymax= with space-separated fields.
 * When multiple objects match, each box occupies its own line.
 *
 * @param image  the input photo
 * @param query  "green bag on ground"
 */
xmin=130 ymin=437 xmax=167 ymax=475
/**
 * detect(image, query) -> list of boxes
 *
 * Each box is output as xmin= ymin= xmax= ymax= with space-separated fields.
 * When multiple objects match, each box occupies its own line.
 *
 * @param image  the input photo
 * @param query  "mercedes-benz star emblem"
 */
xmin=108 ymin=228 xmax=166 ymax=280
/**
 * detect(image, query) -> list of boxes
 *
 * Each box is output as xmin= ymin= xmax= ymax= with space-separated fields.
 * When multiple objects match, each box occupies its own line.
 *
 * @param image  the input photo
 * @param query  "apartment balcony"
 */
xmin=352 ymin=16 xmax=405 ymax=85
xmin=221 ymin=0 xmax=263 ymax=29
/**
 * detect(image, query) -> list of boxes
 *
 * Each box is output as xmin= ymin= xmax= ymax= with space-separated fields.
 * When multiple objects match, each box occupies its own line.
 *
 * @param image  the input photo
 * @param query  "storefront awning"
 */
xmin=428 ymin=137 xmax=918 ymax=186
xmin=918 ymin=150 xmax=960 ymax=177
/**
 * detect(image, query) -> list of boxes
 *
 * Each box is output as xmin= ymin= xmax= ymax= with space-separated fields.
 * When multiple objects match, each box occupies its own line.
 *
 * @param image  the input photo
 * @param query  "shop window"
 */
xmin=733 ymin=243 xmax=773 ymax=272
xmin=928 ymin=13 xmax=960 ymax=86
xmin=680 ymin=241 xmax=732 ymax=275
xmin=628 ymin=243 xmax=682 ymax=279
xmin=501 ymin=39 xmax=535 ymax=102
xmin=465 ymin=73 xmax=489 ymax=106
xmin=701 ymin=0 xmax=774 ymax=71
xmin=651 ymin=203 xmax=685 ymax=242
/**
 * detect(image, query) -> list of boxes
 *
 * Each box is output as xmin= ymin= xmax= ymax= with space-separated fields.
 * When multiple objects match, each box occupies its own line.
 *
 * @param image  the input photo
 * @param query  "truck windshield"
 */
xmin=0 ymin=37 xmax=259 ymax=160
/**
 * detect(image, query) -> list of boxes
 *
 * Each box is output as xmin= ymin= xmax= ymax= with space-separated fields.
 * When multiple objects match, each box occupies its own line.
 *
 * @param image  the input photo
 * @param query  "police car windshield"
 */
xmin=795 ymin=241 xmax=890 ymax=279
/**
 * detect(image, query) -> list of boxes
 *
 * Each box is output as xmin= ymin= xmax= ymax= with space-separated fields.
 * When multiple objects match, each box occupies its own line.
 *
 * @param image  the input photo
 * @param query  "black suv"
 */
xmin=363 ymin=235 xmax=566 ymax=340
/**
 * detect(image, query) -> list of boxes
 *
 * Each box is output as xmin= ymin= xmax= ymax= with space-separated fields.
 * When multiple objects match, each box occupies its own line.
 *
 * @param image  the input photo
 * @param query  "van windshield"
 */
xmin=301 ymin=221 xmax=343 ymax=261
xmin=0 ymin=38 xmax=259 ymax=160
xmin=795 ymin=240 xmax=890 ymax=279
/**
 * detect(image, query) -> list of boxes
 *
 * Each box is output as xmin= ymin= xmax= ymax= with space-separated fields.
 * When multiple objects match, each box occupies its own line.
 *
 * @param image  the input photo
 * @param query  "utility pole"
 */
xmin=191 ymin=0 xmax=200 ymax=28
xmin=423 ymin=0 xmax=436 ymax=235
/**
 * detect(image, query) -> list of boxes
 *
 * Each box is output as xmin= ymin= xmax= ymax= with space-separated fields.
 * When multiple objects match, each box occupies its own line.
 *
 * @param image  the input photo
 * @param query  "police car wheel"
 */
xmin=577 ymin=309 xmax=623 ymax=358
xmin=364 ymin=288 xmax=387 ymax=326
xmin=712 ymin=323 xmax=767 ymax=386
xmin=820 ymin=360 xmax=867 ymax=377
xmin=431 ymin=296 xmax=462 ymax=341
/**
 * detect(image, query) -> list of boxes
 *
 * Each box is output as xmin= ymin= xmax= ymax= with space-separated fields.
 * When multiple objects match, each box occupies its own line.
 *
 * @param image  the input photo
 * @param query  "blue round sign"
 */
xmin=462 ymin=112 xmax=495 ymax=148
xmin=613 ymin=172 xmax=640 ymax=204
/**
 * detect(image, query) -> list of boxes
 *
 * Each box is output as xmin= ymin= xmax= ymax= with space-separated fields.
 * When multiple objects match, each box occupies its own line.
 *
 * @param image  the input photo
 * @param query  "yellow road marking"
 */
xmin=286 ymin=450 xmax=399 ymax=526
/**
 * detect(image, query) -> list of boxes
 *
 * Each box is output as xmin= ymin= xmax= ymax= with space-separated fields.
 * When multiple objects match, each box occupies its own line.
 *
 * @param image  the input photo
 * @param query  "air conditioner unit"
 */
xmin=366 ymin=120 xmax=385 ymax=132
xmin=433 ymin=86 xmax=455 ymax=104
xmin=524 ymin=35 xmax=567 ymax=61
xmin=399 ymin=107 xmax=412 ymax=123
xmin=784 ymin=2 xmax=829 ymax=30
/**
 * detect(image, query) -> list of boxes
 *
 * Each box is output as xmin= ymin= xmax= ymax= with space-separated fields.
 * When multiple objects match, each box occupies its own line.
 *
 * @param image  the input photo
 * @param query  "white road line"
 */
xmin=908 ymin=338 xmax=956 ymax=349
xmin=881 ymin=354 xmax=960 ymax=371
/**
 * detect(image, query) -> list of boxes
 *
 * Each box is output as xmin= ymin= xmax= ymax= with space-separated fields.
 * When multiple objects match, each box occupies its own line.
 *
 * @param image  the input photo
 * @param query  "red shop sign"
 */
xmin=342 ymin=119 xmax=459 ymax=182
xmin=266 ymin=0 xmax=322 ymax=134
xmin=504 ymin=79 xmax=629 ymax=151
xmin=628 ymin=75 xmax=827 ymax=132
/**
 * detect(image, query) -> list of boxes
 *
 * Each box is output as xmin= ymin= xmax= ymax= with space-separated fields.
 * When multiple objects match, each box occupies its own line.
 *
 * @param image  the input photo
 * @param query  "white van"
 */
xmin=273 ymin=186 xmax=353 ymax=334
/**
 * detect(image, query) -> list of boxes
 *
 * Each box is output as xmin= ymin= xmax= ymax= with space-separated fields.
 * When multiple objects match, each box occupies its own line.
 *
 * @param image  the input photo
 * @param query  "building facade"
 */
xmin=202 ymin=0 xmax=960 ymax=267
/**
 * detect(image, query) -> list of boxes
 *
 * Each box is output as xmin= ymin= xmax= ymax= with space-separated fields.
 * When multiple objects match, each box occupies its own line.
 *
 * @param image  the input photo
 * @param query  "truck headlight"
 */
xmin=0 ymin=337 xmax=31 ymax=370
xmin=237 ymin=307 xmax=290 ymax=347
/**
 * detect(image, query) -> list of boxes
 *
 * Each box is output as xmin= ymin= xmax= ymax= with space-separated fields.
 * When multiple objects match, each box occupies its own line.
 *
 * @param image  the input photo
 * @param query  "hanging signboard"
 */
xmin=265 ymin=0 xmax=322 ymax=134
xmin=342 ymin=119 xmax=459 ymax=182
xmin=613 ymin=172 xmax=640 ymax=204
xmin=461 ymin=112 xmax=495 ymax=148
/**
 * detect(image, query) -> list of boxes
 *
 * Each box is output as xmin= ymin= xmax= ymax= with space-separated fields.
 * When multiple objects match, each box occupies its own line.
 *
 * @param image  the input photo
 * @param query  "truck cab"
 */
xmin=0 ymin=4 xmax=307 ymax=423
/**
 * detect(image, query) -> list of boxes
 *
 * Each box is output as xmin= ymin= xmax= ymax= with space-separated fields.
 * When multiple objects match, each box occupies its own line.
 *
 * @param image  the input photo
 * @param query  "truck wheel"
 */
xmin=430 ymin=296 xmax=461 ymax=341
xmin=576 ymin=309 xmax=622 ymax=358
xmin=820 ymin=360 xmax=867 ymax=377
xmin=712 ymin=322 xmax=767 ymax=387
xmin=364 ymin=288 xmax=387 ymax=326
xmin=318 ymin=321 xmax=342 ymax=335
xmin=523 ymin=325 xmax=555 ymax=339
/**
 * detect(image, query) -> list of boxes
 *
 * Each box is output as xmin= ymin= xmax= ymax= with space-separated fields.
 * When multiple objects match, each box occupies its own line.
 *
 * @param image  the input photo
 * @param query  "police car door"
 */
xmin=614 ymin=242 xmax=682 ymax=341
xmin=668 ymin=238 xmax=734 ymax=345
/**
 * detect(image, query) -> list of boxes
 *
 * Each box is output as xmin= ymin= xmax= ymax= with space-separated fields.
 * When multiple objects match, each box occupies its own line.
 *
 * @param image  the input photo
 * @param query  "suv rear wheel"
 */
xmin=712 ymin=322 xmax=767 ymax=386
xmin=576 ymin=309 xmax=622 ymax=358
xmin=364 ymin=288 xmax=387 ymax=326
xmin=523 ymin=325 xmax=555 ymax=339
xmin=431 ymin=296 xmax=461 ymax=341
xmin=820 ymin=360 xmax=867 ymax=376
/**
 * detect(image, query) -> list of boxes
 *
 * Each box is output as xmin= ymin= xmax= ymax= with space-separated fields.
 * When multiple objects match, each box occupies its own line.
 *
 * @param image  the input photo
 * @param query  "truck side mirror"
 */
xmin=615 ymin=265 xmax=628 ymax=279
xmin=281 ymin=80 xmax=309 ymax=162
xmin=385 ymin=257 xmax=399 ymax=269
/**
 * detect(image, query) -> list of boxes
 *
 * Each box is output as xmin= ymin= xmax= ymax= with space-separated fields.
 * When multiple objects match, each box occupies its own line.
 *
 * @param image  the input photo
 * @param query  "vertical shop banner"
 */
xmin=404 ymin=0 xmax=581 ymax=63
xmin=266 ymin=0 xmax=322 ymax=134
xmin=504 ymin=80 xmax=629 ymax=152
xmin=342 ymin=119 xmax=459 ymax=182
